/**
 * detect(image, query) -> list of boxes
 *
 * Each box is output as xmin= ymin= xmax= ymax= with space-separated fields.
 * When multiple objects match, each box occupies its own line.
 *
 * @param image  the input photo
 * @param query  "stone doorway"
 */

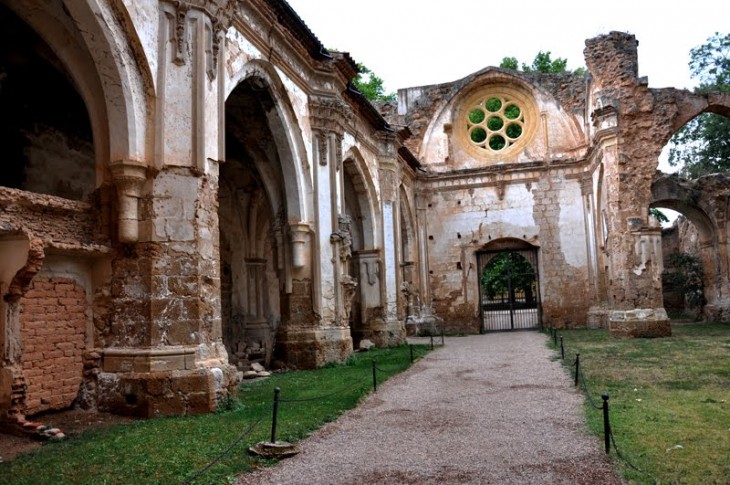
xmin=477 ymin=248 xmax=541 ymax=331
xmin=220 ymin=77 xmax=288 ymax=370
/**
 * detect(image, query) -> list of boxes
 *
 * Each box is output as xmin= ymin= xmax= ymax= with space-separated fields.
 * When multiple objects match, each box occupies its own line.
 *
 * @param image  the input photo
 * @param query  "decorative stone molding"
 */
xmin=309 ymin=97 xmax=353 ymax=134
xmin=163 ymin=0 xmax=236 ymax=78
xmin=330 ymin=215 xmax=353 ymax=263
xmin=102 ymin=346 xmax=196 ymax=373
xmin=109 ymin=159 xmax=148 ymax=243
xmin=340 ymin=274 xmax=358 ymax=326
xmin=289 ymin=222 xmax=310 ymax=268
xmin=379 ymin=161 xmax=399 ymax=203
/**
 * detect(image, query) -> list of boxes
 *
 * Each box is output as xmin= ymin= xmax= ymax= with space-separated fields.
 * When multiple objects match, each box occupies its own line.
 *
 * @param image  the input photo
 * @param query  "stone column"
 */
xmin=351 ymin=249 xmax=387 ymax=345
xmin=585 ymin=33 xmax=670 ymax=337
xmin=275 ymin=99 xmax=354 ymax=367
xmin=99 ymin=1 xmax=236 ymax=417
xmin=378 ymin=157 xmax=406 ymax=345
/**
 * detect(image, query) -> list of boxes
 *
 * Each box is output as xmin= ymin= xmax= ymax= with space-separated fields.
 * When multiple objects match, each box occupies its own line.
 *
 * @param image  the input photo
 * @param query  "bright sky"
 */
xmin=286 ymin=1 xmax=728 ymax=225
xmin=286 ymin=0 xmax=729 ymax=93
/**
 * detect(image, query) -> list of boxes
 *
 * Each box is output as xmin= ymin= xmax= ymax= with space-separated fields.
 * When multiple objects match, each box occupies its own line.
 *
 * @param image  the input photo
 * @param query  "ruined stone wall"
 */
xmin=19 ymin=276 xmax=86 ymax=415
xmin=421 ymin=166 xmax=591 ymax=332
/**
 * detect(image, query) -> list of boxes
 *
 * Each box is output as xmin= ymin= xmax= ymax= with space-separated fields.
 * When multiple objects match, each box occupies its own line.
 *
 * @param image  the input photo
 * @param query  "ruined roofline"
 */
xmin=264 ymin=0 xmax=332 ymax=60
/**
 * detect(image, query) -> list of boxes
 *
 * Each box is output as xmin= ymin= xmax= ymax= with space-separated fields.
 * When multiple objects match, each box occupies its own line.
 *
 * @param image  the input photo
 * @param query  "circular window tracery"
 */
xmin=458 ymin=85 xmax=537 ymax=160
xmin=467 ymin=95 xmax=526 ymax=152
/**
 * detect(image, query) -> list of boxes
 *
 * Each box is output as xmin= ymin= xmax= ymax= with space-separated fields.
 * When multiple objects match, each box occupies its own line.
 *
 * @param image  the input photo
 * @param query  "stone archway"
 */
xmin=220 ymin=76 xmax=293 ymax=370
xmin=0 ymin=2 xmax=114 ymax=422
xmin=342 ymin=151 xmax=382 ymax=347
xmin=651 ymin=173 xmax=730 ymax=320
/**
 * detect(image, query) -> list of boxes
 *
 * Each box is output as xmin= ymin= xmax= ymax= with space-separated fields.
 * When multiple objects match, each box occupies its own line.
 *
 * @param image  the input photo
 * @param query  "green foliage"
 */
xmin=353 ymin=63 xmax=396 ymax=102
xmin=500 ymin=51 xmax=585 ymax=76
xmin=662 ymin=252 xmax=706 ymax=310
xmin=522 ymin=51 xmax=568 ymax=73
xmin=668 ymin=32 xmax=730 ymax=178
xmin=499 ymin=56 xmax=519 ymax=70
xmin=1 ymin=345 xmax=428 ymax=485
xmin=556 ymin=324 xmax=730 ymax=484
xmin=649 ymin=207 xmax=670 ymax=223
xmin=480 ymin=252 xmax=536 ymax=302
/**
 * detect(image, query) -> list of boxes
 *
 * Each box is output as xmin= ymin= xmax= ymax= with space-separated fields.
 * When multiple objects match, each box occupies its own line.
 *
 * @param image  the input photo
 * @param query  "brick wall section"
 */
xmin=19 ymin=276 xmax=86 ymax=415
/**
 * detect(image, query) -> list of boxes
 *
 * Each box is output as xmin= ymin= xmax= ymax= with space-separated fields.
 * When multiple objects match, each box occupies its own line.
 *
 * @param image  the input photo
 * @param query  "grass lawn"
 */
xmin=553 ymin=323 xmax=730 ymax=484
xmin=2 ymin=344 xmax=429 ymax=485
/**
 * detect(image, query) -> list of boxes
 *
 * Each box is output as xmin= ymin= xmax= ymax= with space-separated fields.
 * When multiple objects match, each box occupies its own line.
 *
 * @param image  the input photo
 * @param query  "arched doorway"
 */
xmin=220 ymin=76 xmax=290 ymax=369
xmin=477 ymin=240 xmax=541 ymax=331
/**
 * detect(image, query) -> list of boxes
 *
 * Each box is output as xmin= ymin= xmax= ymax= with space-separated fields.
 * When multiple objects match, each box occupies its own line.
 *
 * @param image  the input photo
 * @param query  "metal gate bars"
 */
xmin=477 ymin=249 xmax=541 ymax=331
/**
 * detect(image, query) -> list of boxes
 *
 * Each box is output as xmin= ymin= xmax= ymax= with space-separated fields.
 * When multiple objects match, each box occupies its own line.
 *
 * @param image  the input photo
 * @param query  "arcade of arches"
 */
xmin=1 ymin=0 xmax=729 ymax=426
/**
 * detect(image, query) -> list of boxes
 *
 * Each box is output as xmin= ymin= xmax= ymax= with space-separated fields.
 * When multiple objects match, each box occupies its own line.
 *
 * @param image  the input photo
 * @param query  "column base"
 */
xmin=275 ymin=327 xmax=352 ymax=369
xmin=97 ymin=345 xmax=236 ymax=417
xmin=608 ymin=308 xmax=671 ymax=338
xmin=353 ymin=317 xmax=405 ymax=348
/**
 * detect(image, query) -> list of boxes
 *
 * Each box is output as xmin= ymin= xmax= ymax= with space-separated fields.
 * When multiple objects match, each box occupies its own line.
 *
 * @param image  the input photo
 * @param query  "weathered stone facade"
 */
xmin=0 ymin=0 xmax=728 ymax=425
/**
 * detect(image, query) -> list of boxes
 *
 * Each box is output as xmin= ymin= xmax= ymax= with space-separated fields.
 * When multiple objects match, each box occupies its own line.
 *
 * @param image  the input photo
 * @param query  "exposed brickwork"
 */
xmin=0 ymin=186 xmax=109 ymax=248
xmin=19 ymin=276 xmax=86 ymax=415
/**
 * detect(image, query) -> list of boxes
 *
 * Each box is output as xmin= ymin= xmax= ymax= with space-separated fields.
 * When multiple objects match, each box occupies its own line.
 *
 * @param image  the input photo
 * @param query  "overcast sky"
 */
xmin=286 ymin=0 xmax=729 ymax=93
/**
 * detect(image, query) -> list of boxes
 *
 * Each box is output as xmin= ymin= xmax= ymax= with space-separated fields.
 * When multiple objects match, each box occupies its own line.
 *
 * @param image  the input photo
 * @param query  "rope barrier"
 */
xmin=559 ymin=334 xmax=656 ymax=481
xmin=182 ymin=411 xmax=268 ymax=484
xmin=278 ymin=381 xmax=368 ymax=403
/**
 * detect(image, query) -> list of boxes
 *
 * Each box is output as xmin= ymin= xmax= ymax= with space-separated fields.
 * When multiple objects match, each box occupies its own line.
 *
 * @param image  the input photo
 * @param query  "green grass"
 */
xmin=551 ymin=323 xmax=730 ymax=484
xmin=2 ymin=344 xmax=429 ymax=485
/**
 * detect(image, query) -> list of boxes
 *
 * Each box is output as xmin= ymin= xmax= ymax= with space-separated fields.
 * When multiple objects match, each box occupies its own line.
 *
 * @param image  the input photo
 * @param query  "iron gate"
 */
xmin=477 ymin=249 xmax=541 ymax=331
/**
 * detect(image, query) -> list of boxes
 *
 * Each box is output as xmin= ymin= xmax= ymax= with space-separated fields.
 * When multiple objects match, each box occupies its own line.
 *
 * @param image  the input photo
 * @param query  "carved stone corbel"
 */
xmin=110 ymin=160 xmax=148 ymax=243
xmin=289 ymin=222 xmax=310 ymax=268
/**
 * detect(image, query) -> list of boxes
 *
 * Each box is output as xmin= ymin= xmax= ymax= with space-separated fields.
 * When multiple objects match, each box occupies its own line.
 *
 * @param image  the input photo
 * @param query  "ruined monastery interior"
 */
xmin=1 ymin=0 xmax=729 ymax=423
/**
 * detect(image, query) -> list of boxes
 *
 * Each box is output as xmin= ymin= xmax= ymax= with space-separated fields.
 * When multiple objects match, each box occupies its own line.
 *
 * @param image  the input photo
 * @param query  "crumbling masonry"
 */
xmin=1 ymin=0 xmax=729 ymax=424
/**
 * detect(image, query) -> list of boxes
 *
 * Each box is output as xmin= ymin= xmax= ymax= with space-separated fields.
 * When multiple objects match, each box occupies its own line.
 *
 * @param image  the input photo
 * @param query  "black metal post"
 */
xmin=602 ymin=393 xmax=610 ymax=454
xmin=441 ymin=329 xmax=445 ymax=346
xmin=372 ymin=360 xmax=377 ymax=392
xmin=410 ymin=344 xmax=414 ymax=363
xmin=430 ymin=334 xmax=434 ymax=350
xmin=574 ymin=353 xmax=580 ymax=387
xmin=560 ymin=336 xmax=565 ymax=360
xmin=270 ymin=387 xmax=281 ymax=444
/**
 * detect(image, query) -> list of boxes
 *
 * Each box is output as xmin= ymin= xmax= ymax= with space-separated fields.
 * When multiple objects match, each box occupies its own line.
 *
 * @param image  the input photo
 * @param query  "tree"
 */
xmin=649 ymin=207 xmax=669 ymax=224
xmin=662 ymin=252 xmax=706 ymax=317
xmin=353 ymin=63 xmax=396 ymax=102
xmin=500 ymin=51 xmax=585 ymax=75
xmin=480 ymin=252 xmax=536 ymax=304
xmin=499 ymin=56 xmax=519 ymax=70
xmin=667 ymin=32 xmax=730 ymax=178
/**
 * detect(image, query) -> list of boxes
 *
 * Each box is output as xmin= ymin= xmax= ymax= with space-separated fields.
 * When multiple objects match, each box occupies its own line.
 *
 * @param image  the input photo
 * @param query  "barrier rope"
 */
xmin=182 ymin=411 xmax=268 ymax=485
xmin=561 ymin=336 xmax=654 ymax=481
xmin=576 ymin=365 xmax=604 ymax=411
xmin=279 ymin=381 xmax=368 ymax=403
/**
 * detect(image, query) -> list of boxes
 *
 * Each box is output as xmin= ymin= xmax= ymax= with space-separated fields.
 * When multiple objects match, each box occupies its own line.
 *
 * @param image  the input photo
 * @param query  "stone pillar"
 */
xmin=585 ymin=33 xmax=670 ymax=337
xmin=351 ymin=249 xmax=387 ymax=346
xmin=98 ymin=1 xmax=236 ymax=417
xmin=413 ymin=190 xmax=438 ymax=332
xmin=275 ymin=99 xmax=353 ymax=367
xmin=378 ymin=158 xmax=406 ymax=345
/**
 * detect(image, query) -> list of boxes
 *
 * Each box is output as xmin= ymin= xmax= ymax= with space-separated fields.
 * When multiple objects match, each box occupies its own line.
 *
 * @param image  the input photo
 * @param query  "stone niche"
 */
xmin=608 ymin=308 xmax=671 ymax=338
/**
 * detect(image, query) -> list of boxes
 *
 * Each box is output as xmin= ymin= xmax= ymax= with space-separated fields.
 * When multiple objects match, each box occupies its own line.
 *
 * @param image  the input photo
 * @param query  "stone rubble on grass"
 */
xmin=359 ymin=339 xmax=375 ymax=351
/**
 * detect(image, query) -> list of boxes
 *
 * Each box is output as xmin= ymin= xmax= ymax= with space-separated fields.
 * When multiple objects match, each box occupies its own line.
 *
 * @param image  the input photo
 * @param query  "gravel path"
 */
xmin=237 ymin=332 xmax=622 ymax=484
